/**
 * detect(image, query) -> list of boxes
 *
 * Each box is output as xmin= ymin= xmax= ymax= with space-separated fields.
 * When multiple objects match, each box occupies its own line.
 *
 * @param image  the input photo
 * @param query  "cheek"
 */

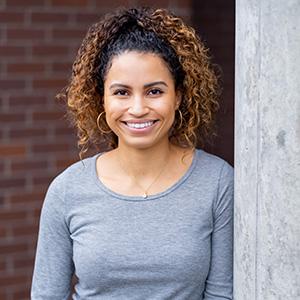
xmin=104 ymin=99 xmax=126 ymax=122
xmin=156 ymin=101 xmax=177 ymax=117
xmin=104 ymin=97 xmax=119 ymax=111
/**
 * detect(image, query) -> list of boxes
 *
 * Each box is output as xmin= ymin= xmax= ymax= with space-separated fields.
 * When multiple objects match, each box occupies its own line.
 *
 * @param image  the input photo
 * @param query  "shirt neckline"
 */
xmin=91 ymin=148 xmax=201 ymax=201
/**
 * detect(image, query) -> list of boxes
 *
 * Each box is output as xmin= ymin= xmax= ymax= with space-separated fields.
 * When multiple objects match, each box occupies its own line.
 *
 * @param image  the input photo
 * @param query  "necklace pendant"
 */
xmin=142 ymin=192 xmax=148 ymax=198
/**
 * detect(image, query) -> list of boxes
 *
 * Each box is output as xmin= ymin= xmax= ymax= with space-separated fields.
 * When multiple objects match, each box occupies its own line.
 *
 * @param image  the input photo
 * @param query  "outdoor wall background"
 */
xmin=0 ymin=0 xmax=234 ymax=299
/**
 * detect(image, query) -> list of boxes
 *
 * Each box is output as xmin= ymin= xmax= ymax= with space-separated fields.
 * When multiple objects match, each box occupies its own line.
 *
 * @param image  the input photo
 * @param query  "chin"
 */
xmin=118 ymin=136 xmax=166 ymax=150
xmin=122 ymin=141 xmax=157 ymax=150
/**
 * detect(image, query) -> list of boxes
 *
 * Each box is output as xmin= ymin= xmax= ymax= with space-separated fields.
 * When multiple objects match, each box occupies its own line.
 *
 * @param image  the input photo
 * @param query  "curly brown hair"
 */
xmin=58 ymin=7 xmax=220 ymax=159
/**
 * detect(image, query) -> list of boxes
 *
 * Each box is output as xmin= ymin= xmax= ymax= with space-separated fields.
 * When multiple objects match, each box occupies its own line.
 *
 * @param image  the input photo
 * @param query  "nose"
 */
xmin=128 ymin=95 xmax=149 ymax=116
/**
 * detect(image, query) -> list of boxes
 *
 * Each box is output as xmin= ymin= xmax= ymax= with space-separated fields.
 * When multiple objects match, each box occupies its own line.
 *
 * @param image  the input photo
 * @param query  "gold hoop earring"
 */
xmin=96 ymin=111 xmax=111 ymax=134
xmin=177 ymin=109 xmax=183 ymax=129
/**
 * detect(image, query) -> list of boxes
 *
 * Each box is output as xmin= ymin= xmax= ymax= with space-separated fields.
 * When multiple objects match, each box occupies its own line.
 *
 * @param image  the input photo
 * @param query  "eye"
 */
xmin=148 ymin=88 xmax=163 ymax=96
xmin=113 ymin=89 xmax=129 ymax=96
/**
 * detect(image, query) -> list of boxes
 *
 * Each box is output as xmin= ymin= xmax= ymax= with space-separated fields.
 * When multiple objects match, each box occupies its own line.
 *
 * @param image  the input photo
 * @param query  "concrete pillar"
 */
xmin=234 ymin=0 xmax=300 ymax=299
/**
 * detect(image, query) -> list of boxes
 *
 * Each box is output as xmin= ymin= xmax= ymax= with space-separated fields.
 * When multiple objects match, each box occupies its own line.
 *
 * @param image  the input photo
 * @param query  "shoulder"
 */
xmin=195 ymin=148 xmax=233 ymax=180
xmin=192 ymin=148 xmax=234 ymax=199
xmin=193 ymin=149 xmax=234 ymax=214
xmin=47 ymin=153 xmax=99 ymax=196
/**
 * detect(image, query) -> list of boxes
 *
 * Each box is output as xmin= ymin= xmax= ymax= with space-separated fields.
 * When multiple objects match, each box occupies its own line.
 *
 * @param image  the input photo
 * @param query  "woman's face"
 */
xmin=103 ymin=51 xmax=180 ymax=150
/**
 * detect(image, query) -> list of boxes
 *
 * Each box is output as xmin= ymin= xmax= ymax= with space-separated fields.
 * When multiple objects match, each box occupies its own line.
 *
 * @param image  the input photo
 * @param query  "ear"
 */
xmin=175 ymin=90 xmax=182 ymax=110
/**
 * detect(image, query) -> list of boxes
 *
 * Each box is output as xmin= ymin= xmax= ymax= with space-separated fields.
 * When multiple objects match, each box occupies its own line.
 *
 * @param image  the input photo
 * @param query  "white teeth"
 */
xmin=126 ymin=121 xmax=154 ymax=129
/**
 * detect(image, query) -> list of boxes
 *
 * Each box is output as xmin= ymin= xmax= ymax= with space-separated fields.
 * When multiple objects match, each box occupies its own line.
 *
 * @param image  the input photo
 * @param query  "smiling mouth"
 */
xmin=122 ymin=120 xmax=158 ymax=129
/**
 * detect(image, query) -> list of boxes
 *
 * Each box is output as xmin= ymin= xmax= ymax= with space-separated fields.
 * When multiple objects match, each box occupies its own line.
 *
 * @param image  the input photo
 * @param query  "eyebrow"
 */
xmin=109 ymin=81 xmax=168 ymax=90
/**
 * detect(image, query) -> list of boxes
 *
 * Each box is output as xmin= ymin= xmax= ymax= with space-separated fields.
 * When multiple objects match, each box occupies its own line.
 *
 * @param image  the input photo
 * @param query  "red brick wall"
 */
xmin=0 ymin=1 xmax=192 ymax=299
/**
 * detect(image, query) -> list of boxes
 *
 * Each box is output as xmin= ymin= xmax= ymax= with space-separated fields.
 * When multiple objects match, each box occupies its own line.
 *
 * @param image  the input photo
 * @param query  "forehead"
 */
xmin=105 ymin=51 xmax=174 ymax=84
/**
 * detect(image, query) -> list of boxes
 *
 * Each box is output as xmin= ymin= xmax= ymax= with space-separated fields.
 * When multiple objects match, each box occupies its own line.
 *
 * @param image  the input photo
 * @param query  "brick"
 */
xmin=0 ymin=177 xmax=26 ymax=189
xmin=12 ymin=224 xmax=39 ymax=237
xmin=9 ymin=95 xmax=48 ymax=107
xmin=0 ymin=80 xmax=25 ymax=90
xmin=56 ymin=157 xmax=77 ymax=169
xmin=0 ymin=227 xmax=7 ymax=239
xmin=31 ymin=12 xmax=69 ymax=23
xmin=9 ymin=192 xmax=45 ymax=205
xmin=7 ymin=63 xmax=45 ymax=74
xmin=51 ymin=0 xmax=88 ymax=7
xmin=136 ymin=0 xmax=169 ymax=7
xmin=32 ymin=79 xmax=67 ymax=89
xmin=6 ymin=0 xmax=45 ymax=7
xmin=0 ymin=145 xmax=26 ymax=157
xmin=0 ymin=160 xmax=4 ymax=171
xmin=0 ymin=209 xmax=27 ymax=222
xmin=0 ymin=290 xmax=7 ymax=300
xmin=174 ymin=0 xmax=192 ymax=8
xmin=12 ymin=252 xmax=35 ymax=268
xmin=9 ymin=128 xmax=48 ymax=139
xmin=13 ymin=287 xmax=30 ymax=300
xmin=31 ymin=143 xmax=70 ymax=153
xmin=75 ymin=13 xmax=101 ymax=24
xmin=52 ymin=29 xmax=86 ymax=40
xmin=33 ymin=206 xmax=45 ymax=218
xmin=52 ymin=62 xmax=72 ymax=73
xmin=0 ymin=257 xmax=6 ymax=271
xmin=33 ymin=174 xmax=54 ymax=185
xmin=32 ymin=110 xmax=64 ymax=121
xmin=0 ymin=194 xmax=5 ymax=207
xmin=55 ymin=126 xmax=76 ymax=136
xmin=0 ymin=112 xmax=26 ymax=123
xmin=0 ymin=46 xmax=25 ymax=57
xmin=32 ymin=45 xmax=68 ymax=56
xmin=0 ymin=12 xmax=24 ymax=23
xmin=7 ymin=29 xmax=45 ymax=40
xmin=0 ymin=274 xmax=29 ymax=287
xmin=94 ymin=0 xmax=132 ymax=9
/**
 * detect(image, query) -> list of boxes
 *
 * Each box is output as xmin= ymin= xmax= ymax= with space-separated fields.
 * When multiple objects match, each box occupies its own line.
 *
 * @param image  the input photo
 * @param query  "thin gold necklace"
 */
xmin=117 ymin=154 xmax=170 ymax=198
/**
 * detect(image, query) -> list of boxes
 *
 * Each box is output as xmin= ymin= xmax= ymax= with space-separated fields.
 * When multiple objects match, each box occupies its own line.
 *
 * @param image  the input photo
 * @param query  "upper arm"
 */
xmin=204 ymin=161 xmax=234 ymax=300
xmin=31 ymin=178 xmax=74 ymax=300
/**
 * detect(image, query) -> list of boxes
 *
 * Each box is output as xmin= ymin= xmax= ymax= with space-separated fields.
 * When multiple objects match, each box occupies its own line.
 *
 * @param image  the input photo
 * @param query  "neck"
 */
xmin=116 ymin=140 xmax=175 ymax=178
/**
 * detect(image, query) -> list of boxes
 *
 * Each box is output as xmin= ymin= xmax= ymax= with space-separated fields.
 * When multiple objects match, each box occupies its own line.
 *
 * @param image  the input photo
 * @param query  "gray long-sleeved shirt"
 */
xmin=31 ymin=148 xmax=234 ymax=299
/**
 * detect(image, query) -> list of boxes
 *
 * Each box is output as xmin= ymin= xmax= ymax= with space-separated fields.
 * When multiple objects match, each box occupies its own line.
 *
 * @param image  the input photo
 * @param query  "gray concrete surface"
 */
xmin=234 ymin=0 xmax=300 ymax=299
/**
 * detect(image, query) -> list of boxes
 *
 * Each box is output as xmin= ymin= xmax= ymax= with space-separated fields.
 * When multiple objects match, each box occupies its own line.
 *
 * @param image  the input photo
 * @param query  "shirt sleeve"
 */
xmin=204 ymin=161 xmax=234 ymax=300
xmin=31 ymin=177 xmax=74 ymax=300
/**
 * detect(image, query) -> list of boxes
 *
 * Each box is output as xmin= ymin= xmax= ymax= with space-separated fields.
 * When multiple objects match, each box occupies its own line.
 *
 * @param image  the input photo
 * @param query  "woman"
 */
xmin=31 ymin=7 xmax=233 ymax=300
